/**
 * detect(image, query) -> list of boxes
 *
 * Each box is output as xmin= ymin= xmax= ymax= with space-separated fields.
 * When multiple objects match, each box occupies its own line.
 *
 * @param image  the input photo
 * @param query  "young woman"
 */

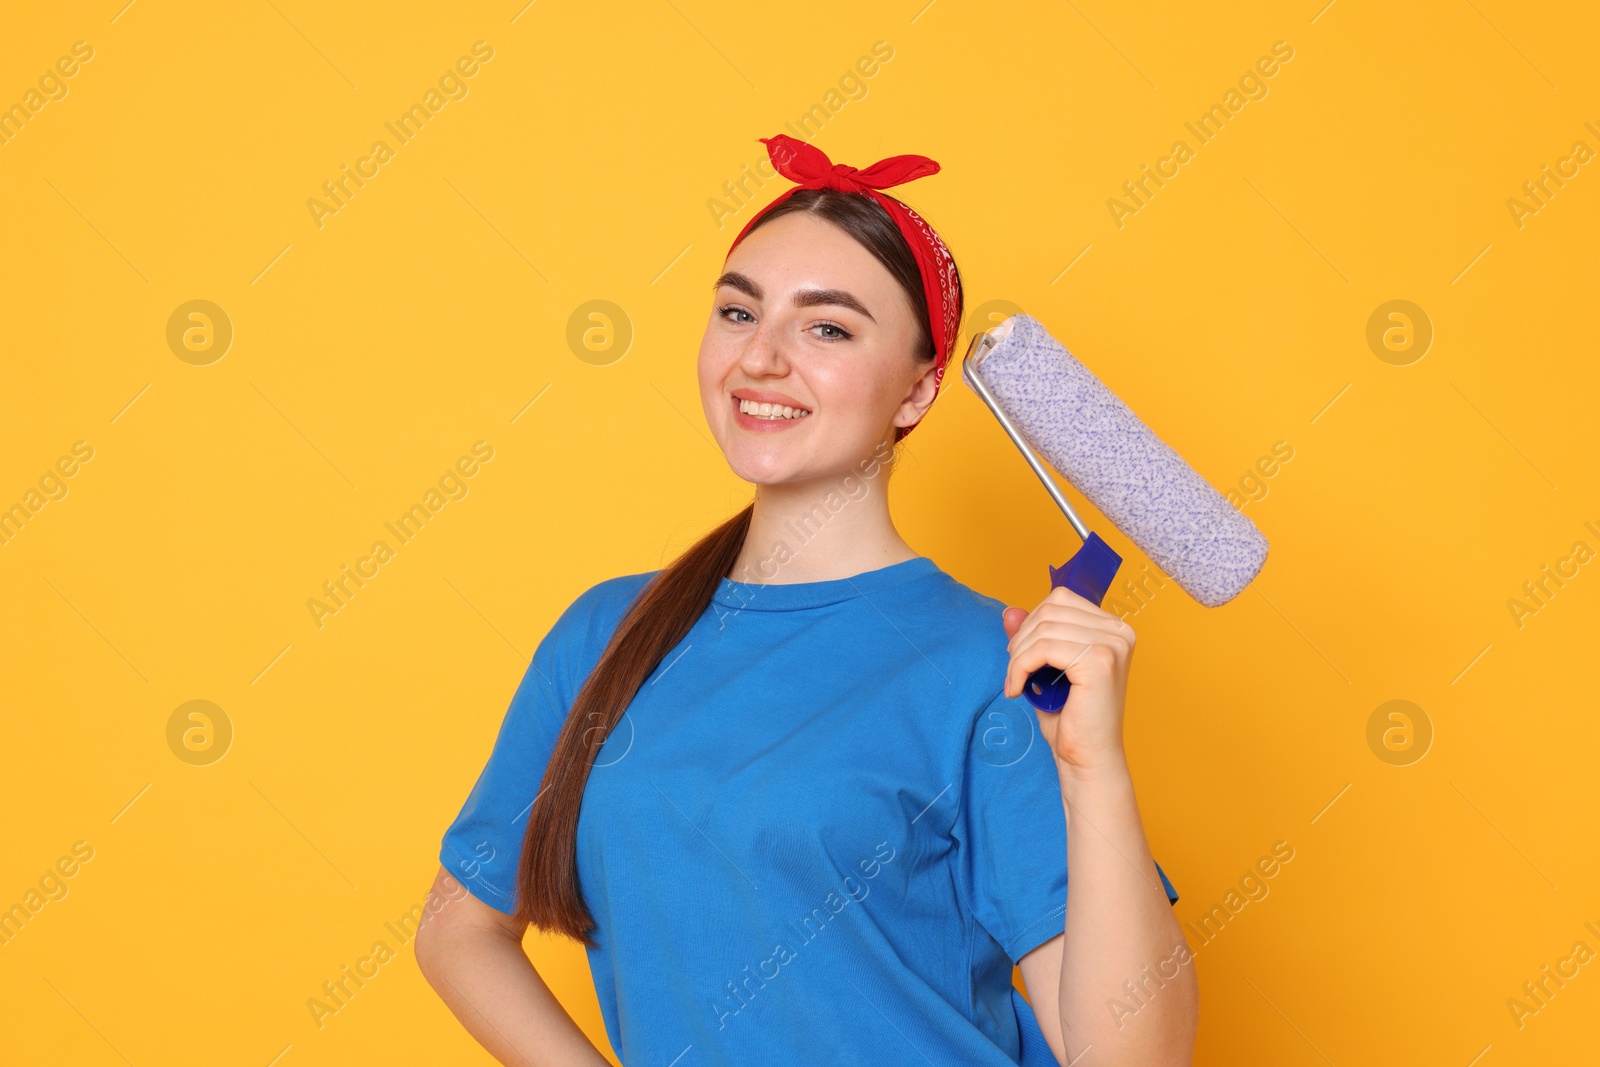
xmin=415 ymin=135 xmax=1198 ymax=1066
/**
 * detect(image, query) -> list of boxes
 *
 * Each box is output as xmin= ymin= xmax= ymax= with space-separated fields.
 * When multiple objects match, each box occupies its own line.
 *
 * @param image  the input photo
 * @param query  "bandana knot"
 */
xmin=825 ymin=163 xmax=865 ymax=191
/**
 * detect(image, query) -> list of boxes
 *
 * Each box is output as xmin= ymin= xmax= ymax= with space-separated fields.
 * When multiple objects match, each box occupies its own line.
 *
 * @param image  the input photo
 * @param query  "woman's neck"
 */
xmin=728 ymin=468 xmax=917 ymax=585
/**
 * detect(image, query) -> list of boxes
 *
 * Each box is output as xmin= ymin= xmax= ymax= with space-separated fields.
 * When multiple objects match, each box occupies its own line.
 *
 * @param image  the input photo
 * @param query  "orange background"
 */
xmin=2 ymin=1 xmax=1596 ymax=1063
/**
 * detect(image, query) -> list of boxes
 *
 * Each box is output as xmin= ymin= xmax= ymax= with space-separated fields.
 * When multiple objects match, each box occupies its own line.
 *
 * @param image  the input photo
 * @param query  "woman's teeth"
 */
xmin=738 ymin=398 xmax=811 ymax=420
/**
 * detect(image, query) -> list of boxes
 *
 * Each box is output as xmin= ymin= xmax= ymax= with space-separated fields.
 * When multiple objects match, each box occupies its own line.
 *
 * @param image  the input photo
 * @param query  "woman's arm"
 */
xmin=1005 ymin=591 xmax=1199 ymax=1066
xmin=1018 ymin=759 xmax=1197 ymax=1064
xmin=414 ymin=866 xmax=614 ymax=1067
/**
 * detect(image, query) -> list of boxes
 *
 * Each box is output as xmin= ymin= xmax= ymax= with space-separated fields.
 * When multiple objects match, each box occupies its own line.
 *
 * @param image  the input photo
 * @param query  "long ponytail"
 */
xmin=514 ymin=504 xmax=753 ymax=942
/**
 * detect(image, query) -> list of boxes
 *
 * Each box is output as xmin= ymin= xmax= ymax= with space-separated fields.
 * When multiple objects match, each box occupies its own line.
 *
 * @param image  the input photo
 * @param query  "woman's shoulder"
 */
xmin=902 ymin=560 xmax=1019 ymax=672
xmin=923 ymin=562 xmax=1012 ymax=617
xmin=575 ymin=567 xmax=660 ymax=606
xmin=511 ymin=570 xmax=662 ymax=707
xmin=553 ymin=568 xmax=660 ymax=646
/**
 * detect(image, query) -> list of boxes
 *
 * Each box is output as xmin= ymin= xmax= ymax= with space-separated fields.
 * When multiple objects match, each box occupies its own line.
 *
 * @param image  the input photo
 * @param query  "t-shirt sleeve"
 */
xmin=950 ymin=690 xmax=1180 ymax=965
xmin=438 ymin=578 xmax=632 ymax=916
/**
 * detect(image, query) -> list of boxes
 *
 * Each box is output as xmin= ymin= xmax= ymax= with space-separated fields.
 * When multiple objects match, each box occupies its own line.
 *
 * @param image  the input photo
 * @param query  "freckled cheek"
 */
xmin=813 ymin=365 xmax=887 ymax=419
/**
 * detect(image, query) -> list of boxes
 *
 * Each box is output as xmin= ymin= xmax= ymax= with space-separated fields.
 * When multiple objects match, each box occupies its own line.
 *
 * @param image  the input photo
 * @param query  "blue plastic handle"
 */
xmin=1021 ymin=531 xmax=1123 ymax=713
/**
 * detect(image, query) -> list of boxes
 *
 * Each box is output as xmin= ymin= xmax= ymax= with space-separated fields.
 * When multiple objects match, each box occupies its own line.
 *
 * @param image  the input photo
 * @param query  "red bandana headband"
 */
xmin=725 ymin=134 xmax=962 ymax=440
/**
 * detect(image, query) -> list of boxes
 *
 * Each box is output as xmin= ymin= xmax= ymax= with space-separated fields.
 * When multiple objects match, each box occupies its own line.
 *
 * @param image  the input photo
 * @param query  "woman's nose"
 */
xmin=738 ymin=321 xmax=790 ymax=376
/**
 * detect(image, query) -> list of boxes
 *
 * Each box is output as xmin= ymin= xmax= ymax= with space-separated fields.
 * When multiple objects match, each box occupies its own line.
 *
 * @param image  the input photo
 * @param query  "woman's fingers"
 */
xmin=1004 ymin=621 xmax=1131 ymax=698
xmin=1006 ymin=596 xmax=1131 ymax=657
xmin=1029 ymin=584 xmax=1106 ymax=616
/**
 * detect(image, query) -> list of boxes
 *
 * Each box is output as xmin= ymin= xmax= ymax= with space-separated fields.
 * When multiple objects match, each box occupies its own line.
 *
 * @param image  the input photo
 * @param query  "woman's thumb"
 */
xmin=1001 ymin=605 xmax=1027 ymax=638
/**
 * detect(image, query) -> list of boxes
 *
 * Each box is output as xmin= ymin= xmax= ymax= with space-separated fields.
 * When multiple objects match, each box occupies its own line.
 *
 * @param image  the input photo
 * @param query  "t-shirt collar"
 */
xmin=710 ymin=555 xmax=938 ymax=612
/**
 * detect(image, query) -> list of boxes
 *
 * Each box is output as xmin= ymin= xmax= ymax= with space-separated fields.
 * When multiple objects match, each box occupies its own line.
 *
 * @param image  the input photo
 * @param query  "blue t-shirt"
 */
xmin=439 ymin=555 xmax=1177 ymax=1065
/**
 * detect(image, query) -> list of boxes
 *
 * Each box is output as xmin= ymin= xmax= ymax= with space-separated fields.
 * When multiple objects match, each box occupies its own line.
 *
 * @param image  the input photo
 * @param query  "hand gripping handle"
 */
xmin=1020 ymin=532 xmax=1123 ymax=713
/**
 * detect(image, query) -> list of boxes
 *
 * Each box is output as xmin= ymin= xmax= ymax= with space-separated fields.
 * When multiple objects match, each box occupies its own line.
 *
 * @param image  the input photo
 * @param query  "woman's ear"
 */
xmin=891 ymin=359 xmax=942 ymax=431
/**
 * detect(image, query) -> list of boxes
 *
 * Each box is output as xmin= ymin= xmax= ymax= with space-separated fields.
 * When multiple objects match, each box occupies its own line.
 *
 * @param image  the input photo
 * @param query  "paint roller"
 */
xmin=963 ymin=313 xmax=1269 ymax=712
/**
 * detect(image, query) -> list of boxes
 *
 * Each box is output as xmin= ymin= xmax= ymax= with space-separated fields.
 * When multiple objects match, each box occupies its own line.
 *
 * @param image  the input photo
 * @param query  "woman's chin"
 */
xmin=729 ymin=460 xmax=799 ymax=487
xmin=725 ymin=448 xmax=816 ymax=487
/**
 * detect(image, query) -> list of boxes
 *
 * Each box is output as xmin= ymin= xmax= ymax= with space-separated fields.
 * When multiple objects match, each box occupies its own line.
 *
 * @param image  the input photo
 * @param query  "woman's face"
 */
xmin=697 ymin=211 xmax=936 ymax=487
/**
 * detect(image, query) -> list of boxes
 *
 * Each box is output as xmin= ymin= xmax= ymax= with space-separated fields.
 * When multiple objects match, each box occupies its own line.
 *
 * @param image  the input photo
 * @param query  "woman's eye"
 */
xmin=716 ymin=305 xmax=850 ymax=340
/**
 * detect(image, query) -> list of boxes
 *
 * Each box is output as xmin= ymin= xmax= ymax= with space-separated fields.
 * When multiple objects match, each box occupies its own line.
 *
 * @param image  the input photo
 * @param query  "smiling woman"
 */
xmin=420 ymin=134 xmax=1195 ymax=1067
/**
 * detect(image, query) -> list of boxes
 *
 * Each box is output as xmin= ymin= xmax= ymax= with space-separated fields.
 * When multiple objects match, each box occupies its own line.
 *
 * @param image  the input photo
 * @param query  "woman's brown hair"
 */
xmin=513 ymin=186 xmax=964 ymax=942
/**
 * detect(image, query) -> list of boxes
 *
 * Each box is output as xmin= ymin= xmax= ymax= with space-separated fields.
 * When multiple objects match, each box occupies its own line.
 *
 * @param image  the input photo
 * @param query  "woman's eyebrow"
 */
xmin=713 ymin=271 xmax=876 ymax=323
xmin=713 ymin=271 xmax=761 ymax=300
xmin=794 ymin=287 xmax=875 ymax=323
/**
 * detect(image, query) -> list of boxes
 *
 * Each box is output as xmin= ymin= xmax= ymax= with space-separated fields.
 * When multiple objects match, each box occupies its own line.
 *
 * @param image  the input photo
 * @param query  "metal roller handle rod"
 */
xmin=961 ymin=330 xmax=1091 ymax=544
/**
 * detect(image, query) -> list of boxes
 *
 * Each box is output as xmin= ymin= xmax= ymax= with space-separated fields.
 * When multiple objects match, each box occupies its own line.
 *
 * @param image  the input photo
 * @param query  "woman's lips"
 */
xmin=731 ymin=395 xmax=811 ymax=432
